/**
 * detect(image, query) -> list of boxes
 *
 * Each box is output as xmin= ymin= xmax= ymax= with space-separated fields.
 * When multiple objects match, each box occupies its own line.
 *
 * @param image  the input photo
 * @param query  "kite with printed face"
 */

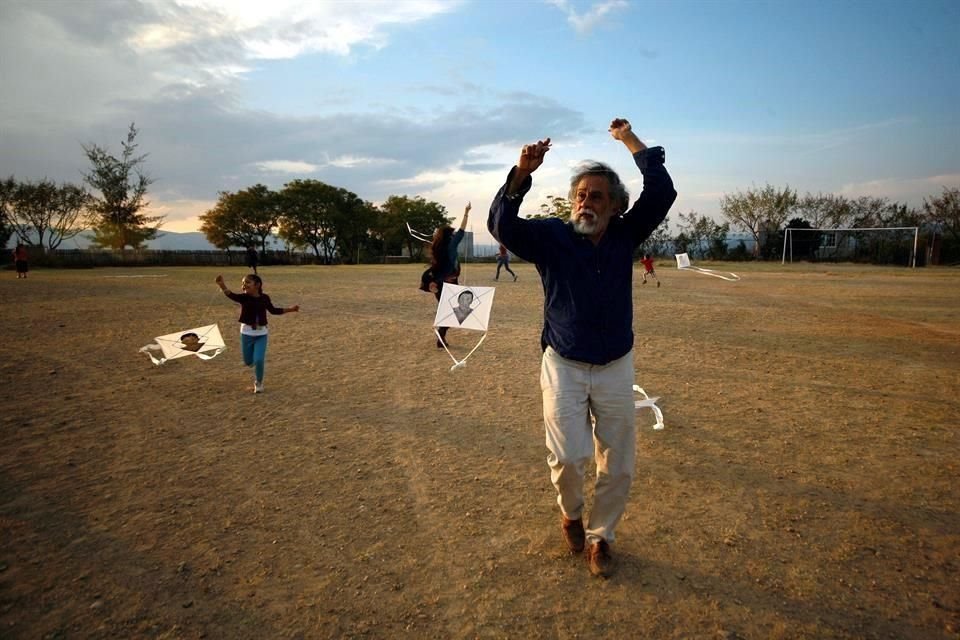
xmin=675 ymin=252 xmax=740 ymax=281
xmin=140 ymin=324 xmax=226 ymax=365
xmin=432 ymin=282 xmax=495 ymax=371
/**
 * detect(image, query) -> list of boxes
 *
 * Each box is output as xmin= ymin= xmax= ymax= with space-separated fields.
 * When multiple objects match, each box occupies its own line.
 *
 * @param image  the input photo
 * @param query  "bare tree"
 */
xmin=2 ymin=177 xmax=91 ymax=250
xmin=720 ymin=184 xmax=797 ymax=258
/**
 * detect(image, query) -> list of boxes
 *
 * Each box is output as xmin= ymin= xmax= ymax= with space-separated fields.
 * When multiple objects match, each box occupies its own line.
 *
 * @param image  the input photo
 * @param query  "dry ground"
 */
xmin=1 ymin=261 xmax=958 ymax=640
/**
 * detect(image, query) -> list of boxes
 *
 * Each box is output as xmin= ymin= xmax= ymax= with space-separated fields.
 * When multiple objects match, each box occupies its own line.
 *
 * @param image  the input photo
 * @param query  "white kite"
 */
xmin=675 ymin=252 xmax=740 ymax=281
xmin=406 ymin=222 xmax=433 ymax=244
xmin=634 ymin=384 xmax=665 ymax=430
xmin=139 ymin=323 xmax=226 ymax=365
xmin=433 ymin=282 xmax=495 ymax=371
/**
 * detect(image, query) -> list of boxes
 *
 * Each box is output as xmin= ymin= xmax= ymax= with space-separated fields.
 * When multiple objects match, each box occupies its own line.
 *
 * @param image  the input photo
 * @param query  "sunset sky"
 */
xmin=2 ymin=0 xmax=958 ymax=244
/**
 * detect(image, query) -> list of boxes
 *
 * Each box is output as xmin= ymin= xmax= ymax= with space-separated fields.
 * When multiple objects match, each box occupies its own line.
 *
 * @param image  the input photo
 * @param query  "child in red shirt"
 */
xmin=640 ymin=254 xmax=660 ymax=287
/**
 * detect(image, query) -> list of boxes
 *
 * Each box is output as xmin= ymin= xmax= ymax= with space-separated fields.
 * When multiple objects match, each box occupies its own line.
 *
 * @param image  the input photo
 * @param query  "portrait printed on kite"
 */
xmin=177 ymin=332 xmax=207 ymax=353
xmin=431 ymin=282 xmax=496 ymax=370
xmin=452 ymin=290 xmax=475 ymax=325
xmin=140 ymin=324 xmax=226 ymax=365
xmin=433 ymin=283 xmax=494 ymax=332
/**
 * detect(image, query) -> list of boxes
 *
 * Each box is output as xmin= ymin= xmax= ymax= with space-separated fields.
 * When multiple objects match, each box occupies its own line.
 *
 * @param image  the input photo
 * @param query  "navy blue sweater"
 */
xmin=488 ymin=148 xmax=676 ymax=365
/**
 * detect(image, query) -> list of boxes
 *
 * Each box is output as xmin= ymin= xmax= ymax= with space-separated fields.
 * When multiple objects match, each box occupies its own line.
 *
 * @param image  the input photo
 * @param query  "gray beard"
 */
xmin=572 ymin=212 xmax=598 ymax=235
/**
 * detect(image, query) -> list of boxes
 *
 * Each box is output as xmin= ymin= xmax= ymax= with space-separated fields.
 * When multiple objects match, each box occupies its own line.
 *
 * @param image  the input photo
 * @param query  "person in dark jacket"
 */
xmin=245 ymin=246 xmax=259 ymax=274
xmin=488 ymin=118 xmax=676 ymax=577
xmin=419 ymin=202 xmax=470 ymax=348
xmin=215 ymin=273 xmax=299 ymax=394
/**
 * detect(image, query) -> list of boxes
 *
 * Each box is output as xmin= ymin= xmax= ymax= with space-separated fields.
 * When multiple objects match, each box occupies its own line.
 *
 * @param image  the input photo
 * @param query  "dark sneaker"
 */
xmin=657 ymin=281 xmax=661 ymax=288
xmin=561 ymin=516 xmax=585 ymax=553
xmin=587 ymin=540 xmax=613 ymax=577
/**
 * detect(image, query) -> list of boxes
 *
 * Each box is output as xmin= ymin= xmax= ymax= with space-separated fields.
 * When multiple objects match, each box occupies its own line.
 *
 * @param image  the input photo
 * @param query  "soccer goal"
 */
xmin=781 ymin=226 xmax=919 ymax=267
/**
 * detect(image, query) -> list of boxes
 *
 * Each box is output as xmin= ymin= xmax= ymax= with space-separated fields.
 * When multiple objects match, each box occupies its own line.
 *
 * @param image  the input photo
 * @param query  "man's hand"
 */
xmin=508 ymin=138 xmax=551 ymax=195
xmin=608 ymin=118 xmax=632 ymax=140
xmin=518 ymin=138 xmax=551 ymax=173
xmin=609 ymin=118 xmax=646 ymax=153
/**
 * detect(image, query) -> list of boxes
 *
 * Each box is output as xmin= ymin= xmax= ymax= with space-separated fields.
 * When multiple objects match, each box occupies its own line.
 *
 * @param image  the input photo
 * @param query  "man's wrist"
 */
xmin=634 ymin=146 xmax=666 ymax=170
xmin=507 ymin=167 xmax=532 ymax=197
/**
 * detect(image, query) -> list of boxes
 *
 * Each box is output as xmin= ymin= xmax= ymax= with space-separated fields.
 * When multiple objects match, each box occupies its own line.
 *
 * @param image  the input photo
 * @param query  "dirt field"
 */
xmin=1 ymin=261 xmax=958 ymax=639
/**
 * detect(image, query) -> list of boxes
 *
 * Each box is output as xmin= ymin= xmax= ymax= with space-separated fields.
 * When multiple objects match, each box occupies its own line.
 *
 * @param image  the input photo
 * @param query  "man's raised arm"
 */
xmin=506 ymin=138 xmax=552 ymax=196
xmin=608 ymin=118 xmax=646 ymax=154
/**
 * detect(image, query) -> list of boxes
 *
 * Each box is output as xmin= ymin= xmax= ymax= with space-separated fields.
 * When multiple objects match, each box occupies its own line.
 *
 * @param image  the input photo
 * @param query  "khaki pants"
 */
xmin=540 ymin=347 xmax=636 ymax=544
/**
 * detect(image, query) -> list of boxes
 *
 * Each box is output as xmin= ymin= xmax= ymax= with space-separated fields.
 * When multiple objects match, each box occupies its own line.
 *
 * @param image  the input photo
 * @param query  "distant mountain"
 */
xmin=146 ymin=231 xmax=222 ymax=251
xmin=7 ymin=230 xmax=247 ymax=251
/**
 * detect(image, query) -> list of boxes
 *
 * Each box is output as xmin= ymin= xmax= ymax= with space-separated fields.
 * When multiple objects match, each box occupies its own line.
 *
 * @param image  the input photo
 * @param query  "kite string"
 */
xmin=681 ymin=266 xmax=741 ymax=281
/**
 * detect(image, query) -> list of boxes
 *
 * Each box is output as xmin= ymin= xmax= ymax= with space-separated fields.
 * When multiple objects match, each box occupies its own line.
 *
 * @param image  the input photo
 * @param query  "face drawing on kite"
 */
xmin=453 ymin=290 xmax=475 ymax=324
xmin=178 ymin=332 xmax=205 ymax=352
xmin=140 ymin=324 xmax=227 ymax=365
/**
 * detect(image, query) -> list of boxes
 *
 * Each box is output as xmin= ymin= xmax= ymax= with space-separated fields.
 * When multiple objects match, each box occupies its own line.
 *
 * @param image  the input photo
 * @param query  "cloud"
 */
xmin=545 ymin=0 xmax=629 ymax=34
xmin=137 ymin=0 xmax=461 ymax=60
xmin=0 ymin=1 xmax=588 ymax=232
xmin=254 ymin=160 xmax=322 ymax=174
xmin=838 ymin=173 xmax=960 ymax=203
xmin=324 ymin=155 xmax=399 ymax=169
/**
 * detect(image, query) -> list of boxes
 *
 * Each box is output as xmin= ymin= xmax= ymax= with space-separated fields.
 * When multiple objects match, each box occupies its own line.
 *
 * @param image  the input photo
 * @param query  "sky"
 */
xmin=2 ymin=0 xmax=958 ymax=245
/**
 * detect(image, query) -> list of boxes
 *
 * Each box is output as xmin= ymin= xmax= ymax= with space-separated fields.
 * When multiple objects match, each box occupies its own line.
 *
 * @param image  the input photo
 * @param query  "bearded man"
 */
xmin=487 ymin=118 xmax=677 ymax=577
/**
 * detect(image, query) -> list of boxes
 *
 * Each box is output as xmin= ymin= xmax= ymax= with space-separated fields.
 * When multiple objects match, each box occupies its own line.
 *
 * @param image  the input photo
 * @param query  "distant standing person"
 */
xmin=245 ymin=246 xmax=259 ymax=274
xmin=215 ymin=273 xmax=299 ymax=394
xmin=495 ymin=244 xmax=517 ymax=281
xmin=13 ymin=244 xmax=28 ymax=279
xmin=419 ymin=202 xmax=471 ymax=348
xmin=640 ymin=254 xmax=660 ymax=287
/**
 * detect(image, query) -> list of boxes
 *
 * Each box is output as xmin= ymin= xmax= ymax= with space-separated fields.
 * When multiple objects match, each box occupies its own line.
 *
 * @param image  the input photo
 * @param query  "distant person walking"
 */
xmin=215 ymin=273 xmax=299 ymax=394
xmin=13 ymin=244 xmax=28 ymax=279
xmin=245 ymin=246 xmax=259 ymax=274
xmin=640 ymin=254 xmax=660 ymax=287
xmin=495 ymin=244 xmax=517 ymax=281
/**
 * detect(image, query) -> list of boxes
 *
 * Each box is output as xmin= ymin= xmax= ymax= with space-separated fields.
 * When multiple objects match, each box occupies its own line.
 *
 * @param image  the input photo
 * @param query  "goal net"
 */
xmin=781 ymin=226 xmax=919 ymax=267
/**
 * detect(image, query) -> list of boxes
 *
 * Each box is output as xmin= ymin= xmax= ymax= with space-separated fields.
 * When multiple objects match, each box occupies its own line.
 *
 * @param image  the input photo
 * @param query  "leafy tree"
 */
xmin=923 ymin=187 xmax=960 ymax=262
xmin=200 ymin=184 xmax=280 ymax=253
xmin=82 ymin=123 xmax=162 ymax=249
xmin=794 ymin=192 xmax=853 ymax=228
xmin=783 ymin=217 xmax=820 ymax=261
xmin=376 ymin=195 xmax=449 ymax=262
xmin=727 ymin=240 xmax=751 ymax=261
xmin=637 ymin=215 xmax=672 ymax=258
xmin=720 ymin=184 xmax=797 ymax=258
xmin=277 ymin=180 xmax=341 ymax=263
xmin=530 ymin=195 xmax=572 ymax=221
xmin=278 ymin=179 xmax=375 ymax=264
xmin=0 ymin=178 xmax=17 ymax=249
xmin=848 ymin=196 xmax=894 ymax=228
xmin=675 ymin=210 xmax=729 ymax=260
xmin=1 ymin=177 xmax=91 ymax=250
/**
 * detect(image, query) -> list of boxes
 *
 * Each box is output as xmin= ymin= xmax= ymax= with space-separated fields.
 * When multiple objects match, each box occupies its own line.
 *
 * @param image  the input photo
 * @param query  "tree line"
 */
xmin=198 ymin=183 xmax=449 ymax=264
xmin=3 ymin=124 xmax=958 ymax=264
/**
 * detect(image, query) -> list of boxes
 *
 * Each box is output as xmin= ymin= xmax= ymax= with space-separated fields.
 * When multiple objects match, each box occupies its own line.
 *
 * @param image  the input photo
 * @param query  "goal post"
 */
xmin=781 ymin=226 xmax=919 ymax=268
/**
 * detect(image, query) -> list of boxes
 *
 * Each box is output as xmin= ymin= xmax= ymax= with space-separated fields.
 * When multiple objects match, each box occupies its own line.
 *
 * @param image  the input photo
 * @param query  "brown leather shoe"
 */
xmin=587 ymin=540 xmax=613 ymax=577
xmin=561 ymin=516 xmax=585 ymax=553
